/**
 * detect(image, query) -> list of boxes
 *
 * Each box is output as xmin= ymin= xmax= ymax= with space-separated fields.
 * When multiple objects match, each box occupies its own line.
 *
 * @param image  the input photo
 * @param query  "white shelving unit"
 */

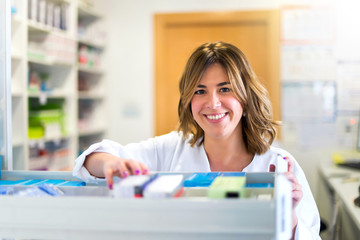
xmin=10 ymin=0 xmax=107 ymax=171
xmin=76 ymin=1 xmax=107 ymax=156
xmin=11 ymin=0 xmax=28 ymax=170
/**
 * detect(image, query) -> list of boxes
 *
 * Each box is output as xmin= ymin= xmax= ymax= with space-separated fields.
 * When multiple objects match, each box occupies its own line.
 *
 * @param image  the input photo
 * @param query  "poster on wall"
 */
xmin=337 ymin=61 xmax=360 ymax=115
xmin=281 ymin=6 xmax=335 ymax=44
xmin=282 ymin=81 xmax=337 ymax=124
xmin=281 ymin=45 xmax=336 ymax=81
xmin=281 ymin=81 xmax=338 ymax=149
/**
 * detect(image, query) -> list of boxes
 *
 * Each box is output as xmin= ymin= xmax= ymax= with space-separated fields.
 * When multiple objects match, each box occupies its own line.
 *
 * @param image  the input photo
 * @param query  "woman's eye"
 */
xmin=220 ymin=87 xmax=231 ymax=93
xmin=194 ymin=89 xmax=205 ymax=95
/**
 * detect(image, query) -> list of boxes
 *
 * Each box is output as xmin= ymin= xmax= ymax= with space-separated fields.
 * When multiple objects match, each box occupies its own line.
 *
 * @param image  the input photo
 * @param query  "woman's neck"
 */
xmin=204 ymin=132 xmax=254 ymax=171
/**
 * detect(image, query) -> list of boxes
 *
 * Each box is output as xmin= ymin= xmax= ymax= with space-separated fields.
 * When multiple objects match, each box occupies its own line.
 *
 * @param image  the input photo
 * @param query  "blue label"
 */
xmin=0 ymin=179 xmax=85 ymax=186
xmin=59 ymin=181 xmax=86 ymax=186
xmin=0 ymin=180 xmax=29 ymax=185
xmin=245 ymin=183 xmax=273 ymax=188
xmin=184 ymin=172 xmax=246 ymax=187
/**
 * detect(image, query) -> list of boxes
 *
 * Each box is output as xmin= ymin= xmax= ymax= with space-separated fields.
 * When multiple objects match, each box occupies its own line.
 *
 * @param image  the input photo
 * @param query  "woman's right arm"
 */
xmin=73 ymin=133 xmax=179 ymax=187
xmin=84 ymin=152 xmax=149 ymax=189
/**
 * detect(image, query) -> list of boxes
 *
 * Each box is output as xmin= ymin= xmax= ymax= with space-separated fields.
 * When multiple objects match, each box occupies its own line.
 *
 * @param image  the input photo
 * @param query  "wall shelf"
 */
xmin=78 ymin=92 xmax=104 ymax=99
xmin=78 ymin=4 xmax=103 ymax=19
xmin=28 ymin=20 xmax=58 ymax=34
xmin=78 ymin=65 xmax=104 ymax=74
xmin=76 ymin=1 xmax=107 ymax=156
xmin=10 ymin=0 xmax=107 ymax=171
xmin=28 ymin=57 xmax=75 ymax=67
xmin=12 ymin=138 xmax=25 ymax=147
xmin=28 ymin=92 xmax=70 ymax=99
xmin=78 ymin=39 xmax=105 ymax=49
xmin=79 ymin=127 xmax=106 ymax=137
xmin=11 ymin=51 xmax=22 ymax=60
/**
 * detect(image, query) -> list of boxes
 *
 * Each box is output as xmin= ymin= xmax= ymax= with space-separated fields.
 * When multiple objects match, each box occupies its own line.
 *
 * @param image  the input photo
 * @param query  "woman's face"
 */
xmin=191 ymin=63 xmax=244 ymax=140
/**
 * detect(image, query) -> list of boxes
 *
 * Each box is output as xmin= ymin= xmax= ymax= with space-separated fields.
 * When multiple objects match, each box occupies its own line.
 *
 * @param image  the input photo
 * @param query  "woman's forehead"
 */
xmin=198 ymin=63 xmax=228 ymax=85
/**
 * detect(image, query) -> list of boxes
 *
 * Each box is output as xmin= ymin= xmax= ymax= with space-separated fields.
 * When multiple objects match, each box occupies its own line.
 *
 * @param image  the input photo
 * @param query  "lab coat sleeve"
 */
xmin=72 ymin=132 xmax=180 ymax=182
xmin=293 ymin=161 xmax=321 ymax=240
xmin=72 ymin=139 xmax=132 ymax=183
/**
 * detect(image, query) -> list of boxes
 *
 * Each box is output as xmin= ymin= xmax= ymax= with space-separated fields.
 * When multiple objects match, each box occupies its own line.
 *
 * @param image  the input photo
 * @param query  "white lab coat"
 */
xmin=73 ymin=131 xmax=321 ymax=239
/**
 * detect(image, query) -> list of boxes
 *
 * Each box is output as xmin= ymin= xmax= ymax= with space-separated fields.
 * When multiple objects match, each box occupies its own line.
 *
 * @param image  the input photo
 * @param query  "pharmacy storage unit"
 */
xmin=10 ymin=0 xmax=107 ymax=171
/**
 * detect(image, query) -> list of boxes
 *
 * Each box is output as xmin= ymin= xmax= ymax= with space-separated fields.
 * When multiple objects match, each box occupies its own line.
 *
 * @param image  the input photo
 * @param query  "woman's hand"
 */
xmin=283 ymin=157 xmax=303 ymax=210
xmin=84 ymin=152 xmax=149 ymax=189
xmin=269 ymin=156 xmax=303 ymax=236
xmin=103 ymin=157 xmax=149 ymax=189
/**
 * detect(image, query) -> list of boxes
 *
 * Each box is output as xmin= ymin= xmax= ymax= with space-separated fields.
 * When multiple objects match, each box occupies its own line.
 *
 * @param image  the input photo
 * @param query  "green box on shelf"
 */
xmin=29 ymin=109 xmax=63 ymax=122
xmin=207 ymin=176 xmax=246 ymax=199
xmin=28 ymin=104 xmax=67 ymax=139
xmin=28 ymin=125 xmax=45 ymax=139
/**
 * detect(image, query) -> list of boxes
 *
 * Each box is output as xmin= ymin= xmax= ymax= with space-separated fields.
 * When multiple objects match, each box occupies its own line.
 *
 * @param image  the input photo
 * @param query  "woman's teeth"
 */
xmin=206 ymin=113 xmax=225 ymax=120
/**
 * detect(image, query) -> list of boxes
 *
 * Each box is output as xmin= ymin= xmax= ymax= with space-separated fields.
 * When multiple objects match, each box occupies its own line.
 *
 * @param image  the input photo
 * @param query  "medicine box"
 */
xmin=207 ymin=176 xmax=246 ymax=199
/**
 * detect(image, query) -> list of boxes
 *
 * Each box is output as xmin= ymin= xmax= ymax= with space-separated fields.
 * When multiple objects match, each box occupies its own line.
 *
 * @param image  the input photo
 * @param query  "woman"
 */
xmin=73 ymin=42 xmax=320 ymax=239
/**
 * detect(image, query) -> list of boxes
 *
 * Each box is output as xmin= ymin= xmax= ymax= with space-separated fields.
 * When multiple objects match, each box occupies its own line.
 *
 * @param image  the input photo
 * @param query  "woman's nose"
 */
xmin=206 ymin=92 xmax=221 ymax=109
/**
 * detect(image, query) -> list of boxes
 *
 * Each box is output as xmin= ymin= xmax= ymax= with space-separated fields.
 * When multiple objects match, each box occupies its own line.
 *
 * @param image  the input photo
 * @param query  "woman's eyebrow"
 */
xmin=197 ymin=82 xmax=230 ymax=88
xmin=217 ymin=82 xmax=230 ymax=87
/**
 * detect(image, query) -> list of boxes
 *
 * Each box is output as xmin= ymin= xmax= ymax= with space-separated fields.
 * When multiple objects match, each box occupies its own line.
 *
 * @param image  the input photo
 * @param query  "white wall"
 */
xmin=93 ymin=0 xmax=356 ymax=196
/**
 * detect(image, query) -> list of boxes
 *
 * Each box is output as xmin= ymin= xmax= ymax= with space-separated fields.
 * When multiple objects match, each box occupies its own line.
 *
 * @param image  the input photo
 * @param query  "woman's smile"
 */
xmin=204 ymin=112 xmax=228 ymax=121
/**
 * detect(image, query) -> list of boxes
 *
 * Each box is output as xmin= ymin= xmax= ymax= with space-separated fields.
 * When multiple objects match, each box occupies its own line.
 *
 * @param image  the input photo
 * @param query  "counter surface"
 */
xmin=317 ymin=162 xmax=360 ymax=239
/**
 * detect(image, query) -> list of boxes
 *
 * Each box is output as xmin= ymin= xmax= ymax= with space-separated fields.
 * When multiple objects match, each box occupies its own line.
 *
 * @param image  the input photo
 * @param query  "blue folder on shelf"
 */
xmin=184 ymin=172 xmax=246 ymax=187
xmin=0 ymin=179 xmax=86 ymax=187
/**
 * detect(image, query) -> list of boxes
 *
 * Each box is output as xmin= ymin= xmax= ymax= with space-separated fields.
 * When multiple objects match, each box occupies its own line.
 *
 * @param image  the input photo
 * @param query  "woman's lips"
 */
xmin=205 ymin=113 xmax=227 ymax=120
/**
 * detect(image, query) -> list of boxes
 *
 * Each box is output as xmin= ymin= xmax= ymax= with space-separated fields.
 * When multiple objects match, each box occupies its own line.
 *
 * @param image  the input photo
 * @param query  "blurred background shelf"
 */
xmin=10 ymin=0 xmax=107 ymax=171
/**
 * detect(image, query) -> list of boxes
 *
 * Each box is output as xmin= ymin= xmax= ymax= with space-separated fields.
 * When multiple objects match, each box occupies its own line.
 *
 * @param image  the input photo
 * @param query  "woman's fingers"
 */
xmin=292 ymin=183 xmax=303 ymax=199
xmin=284 ymin=172 xmax=303 ymax=208
xmin=104 ymin=166 xmax=115 ymax=189
xmin=138 ymin=161 xmax=150 ymax=175
xmin=268 ymin=156 xmax=294 ymax=173
xmin=103 ymin=158 xmax=131 ymax=189
xmin=103 ymin=158 xmax=150 ymax=189
xmin=283 ymin=156 xmax=295 ymax=172
xmin=124 ymin=159 xmax=149 ymax=175
xmin=292 ymin=184 xmax=303 ymax=208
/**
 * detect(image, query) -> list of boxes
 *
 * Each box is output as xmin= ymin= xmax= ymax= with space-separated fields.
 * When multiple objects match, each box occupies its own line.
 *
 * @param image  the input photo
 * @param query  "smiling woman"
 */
xmin=74 ymin=41 xmax=321 ymax=240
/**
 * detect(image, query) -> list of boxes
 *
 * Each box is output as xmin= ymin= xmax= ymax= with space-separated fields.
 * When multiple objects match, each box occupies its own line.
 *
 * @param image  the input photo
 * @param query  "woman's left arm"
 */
xmin=270 ymin=156 xmax=321 ymax=240
xmin=284 ymin=156 xmax=321 ymax=240
xmin=283 ymin=156 xmax=302 ymax=239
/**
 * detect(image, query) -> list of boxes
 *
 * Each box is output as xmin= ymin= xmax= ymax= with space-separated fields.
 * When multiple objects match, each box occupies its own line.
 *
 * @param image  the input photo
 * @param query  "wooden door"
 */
xmin=154 ymin=10 xmax=280 ymax=136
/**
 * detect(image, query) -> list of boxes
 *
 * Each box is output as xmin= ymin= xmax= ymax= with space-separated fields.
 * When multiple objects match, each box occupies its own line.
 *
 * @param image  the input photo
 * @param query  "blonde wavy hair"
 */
xmin=177 ymin=42 xmax=278 ymax=155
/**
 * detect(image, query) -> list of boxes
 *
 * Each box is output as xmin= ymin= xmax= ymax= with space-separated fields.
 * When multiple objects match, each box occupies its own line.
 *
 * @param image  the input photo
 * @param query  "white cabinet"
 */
xmin=10 ymin=0 xmax=107 ymax=170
